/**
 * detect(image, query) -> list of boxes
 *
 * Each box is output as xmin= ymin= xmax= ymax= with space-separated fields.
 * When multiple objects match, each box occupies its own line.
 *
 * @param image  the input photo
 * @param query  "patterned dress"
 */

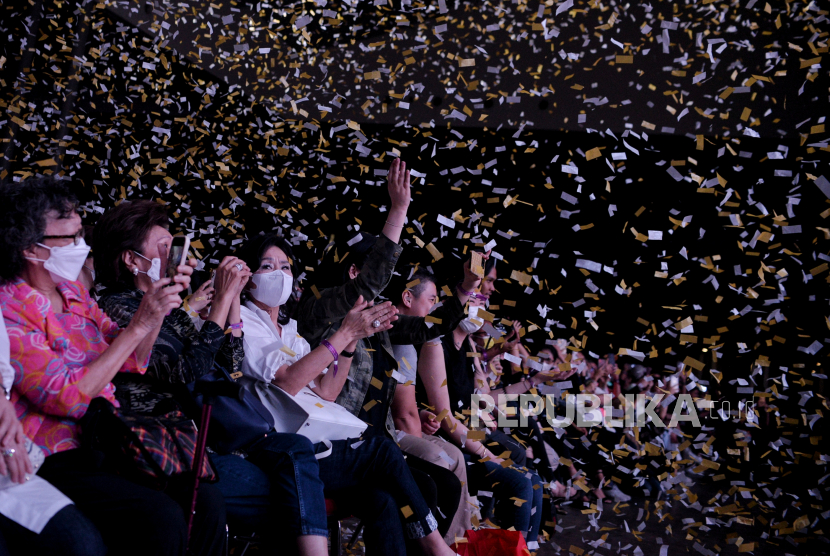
xmin=98 ymin=286 xmax=243 ymax=414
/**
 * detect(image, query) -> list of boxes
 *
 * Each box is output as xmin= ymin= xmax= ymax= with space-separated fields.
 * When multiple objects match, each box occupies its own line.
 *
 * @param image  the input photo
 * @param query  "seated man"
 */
xmin=297 ymin=159 xmax=477 ymax=541
xmin=391 ymin=268 xmax=472 ymax=543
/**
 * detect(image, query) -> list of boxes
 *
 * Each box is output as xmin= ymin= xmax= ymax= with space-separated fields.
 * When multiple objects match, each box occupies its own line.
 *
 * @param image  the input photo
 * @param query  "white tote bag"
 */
xmin=245 ymin=380 xmax=367 ymax=446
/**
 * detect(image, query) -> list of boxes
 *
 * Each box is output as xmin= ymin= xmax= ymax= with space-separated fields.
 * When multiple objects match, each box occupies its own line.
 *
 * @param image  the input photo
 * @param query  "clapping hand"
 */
xmin=340 ymin=296 xmax=398 ymax=341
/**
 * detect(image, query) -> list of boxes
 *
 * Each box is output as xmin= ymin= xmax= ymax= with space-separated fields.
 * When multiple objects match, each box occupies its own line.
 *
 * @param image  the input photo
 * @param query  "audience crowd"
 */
xmin=0 ymin=160 xmax=720 ymax=555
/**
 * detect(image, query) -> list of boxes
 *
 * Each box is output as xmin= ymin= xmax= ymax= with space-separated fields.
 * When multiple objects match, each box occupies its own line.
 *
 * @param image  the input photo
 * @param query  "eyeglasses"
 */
xmin=42 ymin=229 xmax=85 ymax=246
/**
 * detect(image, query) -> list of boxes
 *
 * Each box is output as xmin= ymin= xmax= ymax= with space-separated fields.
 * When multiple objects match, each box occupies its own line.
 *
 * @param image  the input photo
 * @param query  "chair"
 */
xmin=325 ymin=498 xmax=363 ymax=556
xmin=226 ymin=498 xmax=362 ymax=556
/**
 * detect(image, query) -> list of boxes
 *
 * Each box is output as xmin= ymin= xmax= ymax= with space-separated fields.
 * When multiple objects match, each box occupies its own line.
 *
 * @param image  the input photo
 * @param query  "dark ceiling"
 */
xmin=105 ymin=0 xmax=826 ymax=139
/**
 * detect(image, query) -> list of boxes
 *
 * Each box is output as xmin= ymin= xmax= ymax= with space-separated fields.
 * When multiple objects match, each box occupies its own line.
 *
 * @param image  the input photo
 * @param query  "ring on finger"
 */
xmin=2 ymin=448 xmax=15 ymax=458
xmin=372 ymin=319 xmax=381 ymax=328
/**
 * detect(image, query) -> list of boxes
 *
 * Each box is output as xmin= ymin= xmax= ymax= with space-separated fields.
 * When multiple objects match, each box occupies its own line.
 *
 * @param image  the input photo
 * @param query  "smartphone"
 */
xmin=166 ymin=236 xmax=190 ymax=279
xmin=607 ymin=353 xmax=615 ymax=367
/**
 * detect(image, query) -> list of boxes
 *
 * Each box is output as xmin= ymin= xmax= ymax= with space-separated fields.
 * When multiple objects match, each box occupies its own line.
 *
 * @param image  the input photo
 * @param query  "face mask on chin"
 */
xmin=26 ymin=238 xmax=92 ymax=284
xmin=133 ymin=251 xmax=162 ymax=282
xmin=250 ymin=269 xmax=293 ymax=308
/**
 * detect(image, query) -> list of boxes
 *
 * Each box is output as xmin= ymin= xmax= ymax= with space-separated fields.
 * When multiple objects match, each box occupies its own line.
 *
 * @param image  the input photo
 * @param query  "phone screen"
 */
xmin=166 ymin=237 xmax=188 ymax=279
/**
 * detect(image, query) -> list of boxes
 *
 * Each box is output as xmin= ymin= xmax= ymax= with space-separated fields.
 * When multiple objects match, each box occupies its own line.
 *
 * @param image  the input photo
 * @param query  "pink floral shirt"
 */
xmin=0 ymin=279 xmax=147 ymax=456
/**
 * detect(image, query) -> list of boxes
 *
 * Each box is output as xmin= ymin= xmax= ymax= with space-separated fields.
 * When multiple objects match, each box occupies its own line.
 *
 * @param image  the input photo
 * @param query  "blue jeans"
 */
xmin=210 ymin=453 xmax=272 ymax=530
xmin=317 ymin=437 xmax=438 ymax=556
xmin=0 ymin=504 xmax=105 ymax=556
xmin=236 ymin=433 xmax=329 ymax=538
xmin=466 ymin=455 xmax=544 ymax=538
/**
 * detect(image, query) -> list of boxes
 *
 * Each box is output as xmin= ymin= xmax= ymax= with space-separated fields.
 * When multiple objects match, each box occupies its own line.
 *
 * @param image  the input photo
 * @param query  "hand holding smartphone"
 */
xmin=166 ymin=236 xmax=190 ymax=279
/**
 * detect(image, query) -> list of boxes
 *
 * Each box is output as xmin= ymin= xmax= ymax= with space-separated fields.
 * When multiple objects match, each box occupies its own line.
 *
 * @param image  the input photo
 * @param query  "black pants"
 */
xmin=0 ymin=505 xmax=105 ymax=556
xmin=36 ymin=448 xmax=226 ymax=556
xmin=405 ymin=454 xmax=462 ymax=538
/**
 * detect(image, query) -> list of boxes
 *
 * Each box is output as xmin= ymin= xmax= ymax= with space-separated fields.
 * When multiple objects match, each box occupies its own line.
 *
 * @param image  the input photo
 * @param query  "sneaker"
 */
xmin=605 ymin=484 xmax=631 ymax=502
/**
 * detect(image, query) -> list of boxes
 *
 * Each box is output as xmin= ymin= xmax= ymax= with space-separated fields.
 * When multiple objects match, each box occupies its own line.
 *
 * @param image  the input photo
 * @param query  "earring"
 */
xmin=132 ymin=267 xmax=139 ymax=276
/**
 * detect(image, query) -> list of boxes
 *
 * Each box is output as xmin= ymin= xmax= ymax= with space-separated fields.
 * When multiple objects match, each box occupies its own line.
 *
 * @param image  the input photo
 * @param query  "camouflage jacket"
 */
xmin=297 ymin=233 xmax=466 ymax=439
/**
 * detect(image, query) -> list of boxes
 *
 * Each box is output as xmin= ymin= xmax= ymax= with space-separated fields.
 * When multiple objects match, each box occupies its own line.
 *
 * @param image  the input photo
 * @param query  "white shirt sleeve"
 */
xmin=0 ymin=316 xmax=13 ymax=394
xmin=241 ymin=310 xmax=312 ymax=384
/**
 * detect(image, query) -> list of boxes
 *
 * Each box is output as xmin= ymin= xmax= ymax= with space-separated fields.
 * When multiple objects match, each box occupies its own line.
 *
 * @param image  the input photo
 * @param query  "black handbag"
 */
xmin=188 ymin=367 xmax=276 ymax=454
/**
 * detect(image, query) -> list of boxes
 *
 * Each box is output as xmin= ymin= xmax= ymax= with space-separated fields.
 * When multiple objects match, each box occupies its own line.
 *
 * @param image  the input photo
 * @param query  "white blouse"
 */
xmin=240 ymin=301 xmax=312 ymax=384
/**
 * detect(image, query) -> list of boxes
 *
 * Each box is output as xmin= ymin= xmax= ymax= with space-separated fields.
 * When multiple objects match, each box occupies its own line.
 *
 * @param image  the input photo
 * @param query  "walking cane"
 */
xmin=187 ymin=403 xmax=212 ymax=549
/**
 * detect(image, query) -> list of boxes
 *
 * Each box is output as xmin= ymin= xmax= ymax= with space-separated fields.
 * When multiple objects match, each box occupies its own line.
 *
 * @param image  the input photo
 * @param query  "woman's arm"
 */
xmin=276 ymin=298 xmax=398 ymax=396
xmin=419 ymin=342 xmax=502 ymax=461
xmin=9 ymin=280 xmax=182 ymax=411
xmin=310 ymin=338 xmax=356 ymax=401
xmin=274 ymin=328 xmax=356 ymax=396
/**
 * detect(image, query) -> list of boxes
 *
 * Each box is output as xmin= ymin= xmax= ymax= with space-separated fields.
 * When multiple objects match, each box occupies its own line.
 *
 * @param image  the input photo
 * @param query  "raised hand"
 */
xmin=387 ymin=158 xmax=412 ymax=212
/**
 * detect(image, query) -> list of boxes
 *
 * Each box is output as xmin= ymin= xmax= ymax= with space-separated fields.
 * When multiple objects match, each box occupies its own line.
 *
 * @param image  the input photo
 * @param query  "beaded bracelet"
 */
xmin=321 ymin=339 xmax=339 ymax=377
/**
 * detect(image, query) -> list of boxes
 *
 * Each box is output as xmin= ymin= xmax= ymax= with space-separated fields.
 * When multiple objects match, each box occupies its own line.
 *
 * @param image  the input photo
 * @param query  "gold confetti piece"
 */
xmin=799 ymin=56 xmax=822 ymax=68
xmin=683 ymin=356 xmax=705 ymax=371
xmin=585 ymin=147 xmax=602 ymax=160
xmin=362 ymin=400 xmax=377 ymax=412
xmin=425 ymin=315 xmax=443 ymax=324
xmin=615 ymin=55 xmax=633 ymax=64
xmin=471 ymin=251 xmax=484 ymax=278
xmin=425 ymin=242 xmax=443 ymax=261
xmin=406 ymin=278 xmax=421 ymax=289
xmin=400 ymin=506 xmax=413 ymax=518
xmin=510 ymin=270 xmax=532 ymax=286
xmin=279 ymin=345 xmax=297 ymax=357
xmin=476 ymin=310 xmax=495 ymax=323
xmin=370 ymin=377 xmax=384 ymax=390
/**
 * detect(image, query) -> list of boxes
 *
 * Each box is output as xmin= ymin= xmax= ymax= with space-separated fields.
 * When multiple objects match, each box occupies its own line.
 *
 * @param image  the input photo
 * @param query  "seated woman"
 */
xmin=236 ymin=231 xmax=457 ymax=556
xmin=0 ymin=179 xmax=225 ymax=556
xmin=93 ymin=199 xmax=331 ymax=556
xmin=0 ymin=308 xmax=105 ymax=556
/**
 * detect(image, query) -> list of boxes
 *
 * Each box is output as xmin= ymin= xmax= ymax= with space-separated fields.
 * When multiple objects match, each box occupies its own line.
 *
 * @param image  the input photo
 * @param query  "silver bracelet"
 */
xmin=385 ymin=220 xmax=404 ymax=228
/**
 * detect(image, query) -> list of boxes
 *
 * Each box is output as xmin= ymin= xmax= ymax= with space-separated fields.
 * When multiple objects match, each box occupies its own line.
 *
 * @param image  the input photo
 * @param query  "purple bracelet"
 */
xmin=321 ymin=339 xmax=339 ymax=377
xmin=457 ymin=282 xmax=475 ymax=297
xmin=229 ymin=321 xmax=243 ymax=330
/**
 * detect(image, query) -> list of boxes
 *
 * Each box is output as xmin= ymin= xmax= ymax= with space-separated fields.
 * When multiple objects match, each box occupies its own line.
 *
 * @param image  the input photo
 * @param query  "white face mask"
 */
xmin=250 ymin=269 xmax=293 ymax=308
xmin=459 ymin=305 xmax=484 ymax=334
xmin=133 ymin=251 xmax=162 ymax=283
xmin=27 ymin=238 xmax=92 ymax=284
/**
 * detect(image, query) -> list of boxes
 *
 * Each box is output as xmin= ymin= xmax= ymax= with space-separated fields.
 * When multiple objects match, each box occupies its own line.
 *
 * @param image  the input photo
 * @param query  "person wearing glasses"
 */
xmin=0 ymin=179 xmax=226 ymax=556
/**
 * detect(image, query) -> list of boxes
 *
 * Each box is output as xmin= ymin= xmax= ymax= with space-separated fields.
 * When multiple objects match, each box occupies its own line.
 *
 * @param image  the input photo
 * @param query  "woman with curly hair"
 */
xmin=0 ymin=178 xmax=225 ymax=556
